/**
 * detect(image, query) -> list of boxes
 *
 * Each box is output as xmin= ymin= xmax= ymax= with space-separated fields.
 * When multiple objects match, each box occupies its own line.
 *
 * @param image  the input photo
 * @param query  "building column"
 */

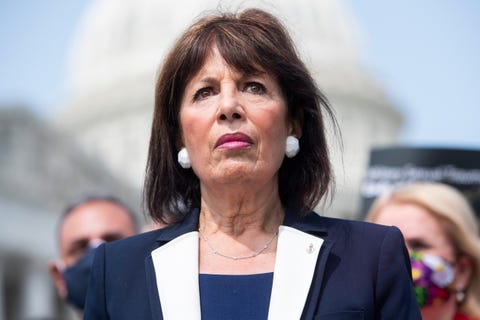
xmin=0 ymin=259 xmax=5 ymax=320
xmin=20 ymin=259 xmax=56 ymax=320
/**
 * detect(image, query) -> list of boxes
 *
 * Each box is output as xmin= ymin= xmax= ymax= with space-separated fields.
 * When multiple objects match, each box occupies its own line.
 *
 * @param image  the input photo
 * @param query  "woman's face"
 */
xmin=373 ymin=202 xmax=460 ymax=320
xmin=374 ymin=202 xmax=456 ymax=262
xmin=179 ymin=46 xmax=291 ymax=187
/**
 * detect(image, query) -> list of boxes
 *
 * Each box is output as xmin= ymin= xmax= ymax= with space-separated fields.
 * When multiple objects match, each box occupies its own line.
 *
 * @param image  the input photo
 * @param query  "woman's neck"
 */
xmin=198 ymin=182 xmax=284 ymax=236
xmin=196 ymin=178 xmax=284 ymax=274
xmin=197 ymin=188 xmax=284 ymax=274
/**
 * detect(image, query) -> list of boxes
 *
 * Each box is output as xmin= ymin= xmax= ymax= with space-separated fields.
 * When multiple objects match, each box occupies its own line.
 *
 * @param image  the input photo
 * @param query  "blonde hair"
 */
xmin=366 ymin=182 xmax=480 ymax=317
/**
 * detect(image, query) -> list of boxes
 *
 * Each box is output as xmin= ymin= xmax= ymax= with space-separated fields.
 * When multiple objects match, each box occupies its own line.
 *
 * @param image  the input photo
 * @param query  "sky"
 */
xmin=1 ymin=0 xmax=479 ymax=150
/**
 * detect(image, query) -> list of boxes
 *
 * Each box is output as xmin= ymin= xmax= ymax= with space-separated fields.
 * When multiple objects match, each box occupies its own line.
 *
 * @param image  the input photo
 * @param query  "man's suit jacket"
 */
xmin=84 ymin=208 xmax=421 ymax=319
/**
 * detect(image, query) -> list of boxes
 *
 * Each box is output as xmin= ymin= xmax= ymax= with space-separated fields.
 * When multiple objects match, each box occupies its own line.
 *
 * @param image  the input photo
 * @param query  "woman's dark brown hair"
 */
xmin=144 ymin=8 xmax=337 ymax=224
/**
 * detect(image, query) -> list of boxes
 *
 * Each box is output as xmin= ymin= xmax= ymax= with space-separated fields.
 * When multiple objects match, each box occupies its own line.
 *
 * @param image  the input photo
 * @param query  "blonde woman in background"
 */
xmin=366 ymin=182 xmax=480 ymax=320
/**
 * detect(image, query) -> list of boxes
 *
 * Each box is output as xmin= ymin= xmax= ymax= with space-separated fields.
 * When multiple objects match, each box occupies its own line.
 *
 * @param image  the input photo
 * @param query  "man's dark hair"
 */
xmin=59 ymin=194 xmax=139 ymax=233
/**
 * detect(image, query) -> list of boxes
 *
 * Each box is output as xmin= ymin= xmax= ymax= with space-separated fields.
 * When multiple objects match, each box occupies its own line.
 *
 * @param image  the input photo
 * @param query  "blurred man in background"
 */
xmin=48 ymin=195 xmax=138 ymax=315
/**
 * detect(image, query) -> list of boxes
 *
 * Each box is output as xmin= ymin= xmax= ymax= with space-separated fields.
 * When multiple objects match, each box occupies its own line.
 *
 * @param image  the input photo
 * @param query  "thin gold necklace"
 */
xmin=198 ymin=229 xmax=278 ymax=260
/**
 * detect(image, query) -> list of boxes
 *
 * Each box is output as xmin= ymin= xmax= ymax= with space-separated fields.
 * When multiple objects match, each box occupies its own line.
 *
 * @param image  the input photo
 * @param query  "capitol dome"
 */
xmin=64 ymin=0 xmax=365 ymax=97
xmin=56 ymin=0 xmax=401 ymax=218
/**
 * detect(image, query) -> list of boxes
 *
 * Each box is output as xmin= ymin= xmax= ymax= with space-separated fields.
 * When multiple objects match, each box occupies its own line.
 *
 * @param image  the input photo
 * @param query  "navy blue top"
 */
xmin=199 ymin=272 xmax=274 ymax=320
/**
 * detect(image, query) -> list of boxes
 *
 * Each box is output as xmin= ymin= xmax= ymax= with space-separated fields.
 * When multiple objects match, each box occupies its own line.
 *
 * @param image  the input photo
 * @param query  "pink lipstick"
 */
xmin=215 ymin=133 xmax=253 ymax=150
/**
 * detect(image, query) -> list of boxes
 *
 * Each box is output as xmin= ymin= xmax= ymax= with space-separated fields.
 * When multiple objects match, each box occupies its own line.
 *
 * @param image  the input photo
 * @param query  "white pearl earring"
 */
xmin=285 ymin=136 xmax=300 ymax=158
xmin=177 ymin=147 xmax=191 ymax=168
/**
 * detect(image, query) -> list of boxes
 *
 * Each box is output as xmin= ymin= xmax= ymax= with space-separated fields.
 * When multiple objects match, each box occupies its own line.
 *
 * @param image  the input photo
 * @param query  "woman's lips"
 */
xmin=215 ymin=133 xmax=253 ymax=149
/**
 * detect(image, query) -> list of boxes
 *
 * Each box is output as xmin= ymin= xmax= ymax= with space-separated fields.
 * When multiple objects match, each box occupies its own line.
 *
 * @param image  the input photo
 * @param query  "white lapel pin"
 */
xmin=306 ymin=243 xmax=314 ymax=254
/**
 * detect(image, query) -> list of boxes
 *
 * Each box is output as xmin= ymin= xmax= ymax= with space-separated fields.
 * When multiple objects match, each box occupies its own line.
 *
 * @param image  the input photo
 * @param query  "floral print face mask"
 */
xmin=410 ymin=251 xmax=455 ymax=308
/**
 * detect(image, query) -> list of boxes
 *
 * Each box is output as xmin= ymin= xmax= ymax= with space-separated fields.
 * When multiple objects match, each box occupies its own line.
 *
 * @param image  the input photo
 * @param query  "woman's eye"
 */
xmin=244 ymin=82 xmax=266 ymax=95
xmin=193 ymin=87 xmax=214 ymax=101
xmin=408 ymin=240 xmax=430 ymax=251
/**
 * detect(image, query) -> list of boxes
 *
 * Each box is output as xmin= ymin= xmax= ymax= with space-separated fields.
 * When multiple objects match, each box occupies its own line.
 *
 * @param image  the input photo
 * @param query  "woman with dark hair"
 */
xmin=84 ymin=8 xmax=420 ymax=319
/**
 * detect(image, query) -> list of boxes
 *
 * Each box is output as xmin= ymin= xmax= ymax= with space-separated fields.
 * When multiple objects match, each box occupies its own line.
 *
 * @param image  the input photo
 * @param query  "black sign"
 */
xmin=359 ymin=146 xmax=480 ymax=219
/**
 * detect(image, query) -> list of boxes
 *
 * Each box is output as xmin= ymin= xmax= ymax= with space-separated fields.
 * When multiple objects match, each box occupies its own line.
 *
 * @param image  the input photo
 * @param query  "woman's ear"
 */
xmin=175 ymin=132 xmax=185 ymax=150
xmin=454 ymin=255 xmax=473 ymax=291
xmin=289 ymin=119 xmax=302 ymax=138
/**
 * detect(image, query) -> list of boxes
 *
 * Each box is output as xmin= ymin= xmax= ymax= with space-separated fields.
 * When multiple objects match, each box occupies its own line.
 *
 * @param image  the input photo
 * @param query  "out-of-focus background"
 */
xmin=0 ymin=0 xmax=479 ymax=318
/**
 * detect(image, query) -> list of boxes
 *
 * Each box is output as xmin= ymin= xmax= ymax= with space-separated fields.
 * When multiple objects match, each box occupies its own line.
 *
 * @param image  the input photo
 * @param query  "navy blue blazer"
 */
xmin=84 ymin=209 xmax=421 ymax=319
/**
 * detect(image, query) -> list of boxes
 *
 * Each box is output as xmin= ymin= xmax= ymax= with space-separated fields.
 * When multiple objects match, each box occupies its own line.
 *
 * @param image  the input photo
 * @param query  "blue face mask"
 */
xmin=62 ymin=247 xmax=97 ymax=310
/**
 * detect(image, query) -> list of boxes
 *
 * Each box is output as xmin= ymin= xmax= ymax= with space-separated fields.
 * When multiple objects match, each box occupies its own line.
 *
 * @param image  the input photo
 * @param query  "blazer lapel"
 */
xmin=268 ymin=226 xmax=324 ymax=319
xmin=142 ymin=209 xmax=333 ymax=319
xmin=144 ymin=210 xmax=201 ymax=320
xmin=151 ymin=231 xmax=201 ymax=320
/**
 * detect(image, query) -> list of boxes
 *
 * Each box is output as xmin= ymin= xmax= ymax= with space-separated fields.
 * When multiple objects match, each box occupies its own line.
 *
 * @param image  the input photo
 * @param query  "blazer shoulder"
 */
xmin=101 ymin=228 xmax=163 ymax=262
xmin=304 ymin=212 xmax=400 ymax=234
xmin=299 ymin=213 xmax=406 ymax=252
xmin=102 ymin=220 xmax=199 ymax=262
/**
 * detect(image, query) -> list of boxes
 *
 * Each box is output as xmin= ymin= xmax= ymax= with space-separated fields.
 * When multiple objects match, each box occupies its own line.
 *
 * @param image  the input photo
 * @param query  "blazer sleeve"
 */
xmin=375 ymin=226 xmax=421 ymax=319
xmin=84 ymin=243 xmax=109 ymax=320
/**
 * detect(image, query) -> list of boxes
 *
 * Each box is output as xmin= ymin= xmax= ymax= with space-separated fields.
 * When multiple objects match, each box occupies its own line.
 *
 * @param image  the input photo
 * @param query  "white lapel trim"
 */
xmin=151 ymin=231 xmax=200 ymax=320
xmin=268 ymin=226 xmax=324 ymax=320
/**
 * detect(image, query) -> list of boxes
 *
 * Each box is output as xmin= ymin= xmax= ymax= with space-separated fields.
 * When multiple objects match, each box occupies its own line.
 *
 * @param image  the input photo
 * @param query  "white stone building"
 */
xmin=0 ymin=108 xmax=139 ymax=319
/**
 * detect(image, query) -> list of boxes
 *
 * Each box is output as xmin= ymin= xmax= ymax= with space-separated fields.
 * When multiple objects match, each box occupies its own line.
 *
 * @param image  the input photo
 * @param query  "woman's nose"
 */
xmin=218 ymin=88 xmax=244 ymax=121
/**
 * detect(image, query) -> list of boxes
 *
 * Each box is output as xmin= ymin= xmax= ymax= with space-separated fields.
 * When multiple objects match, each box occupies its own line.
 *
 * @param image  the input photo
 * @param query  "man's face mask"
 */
xmin=62 ymin=247 xmax=97 ymax=310
xmin=410 ymin=251 xmax=455 ymax=308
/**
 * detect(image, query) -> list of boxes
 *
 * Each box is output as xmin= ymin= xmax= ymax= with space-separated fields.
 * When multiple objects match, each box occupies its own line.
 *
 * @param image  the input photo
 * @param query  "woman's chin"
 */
xmin=217 ymin=165 xmax=255 ymax=181
xmin=204 ymin=163 xmax=261 ymax=183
